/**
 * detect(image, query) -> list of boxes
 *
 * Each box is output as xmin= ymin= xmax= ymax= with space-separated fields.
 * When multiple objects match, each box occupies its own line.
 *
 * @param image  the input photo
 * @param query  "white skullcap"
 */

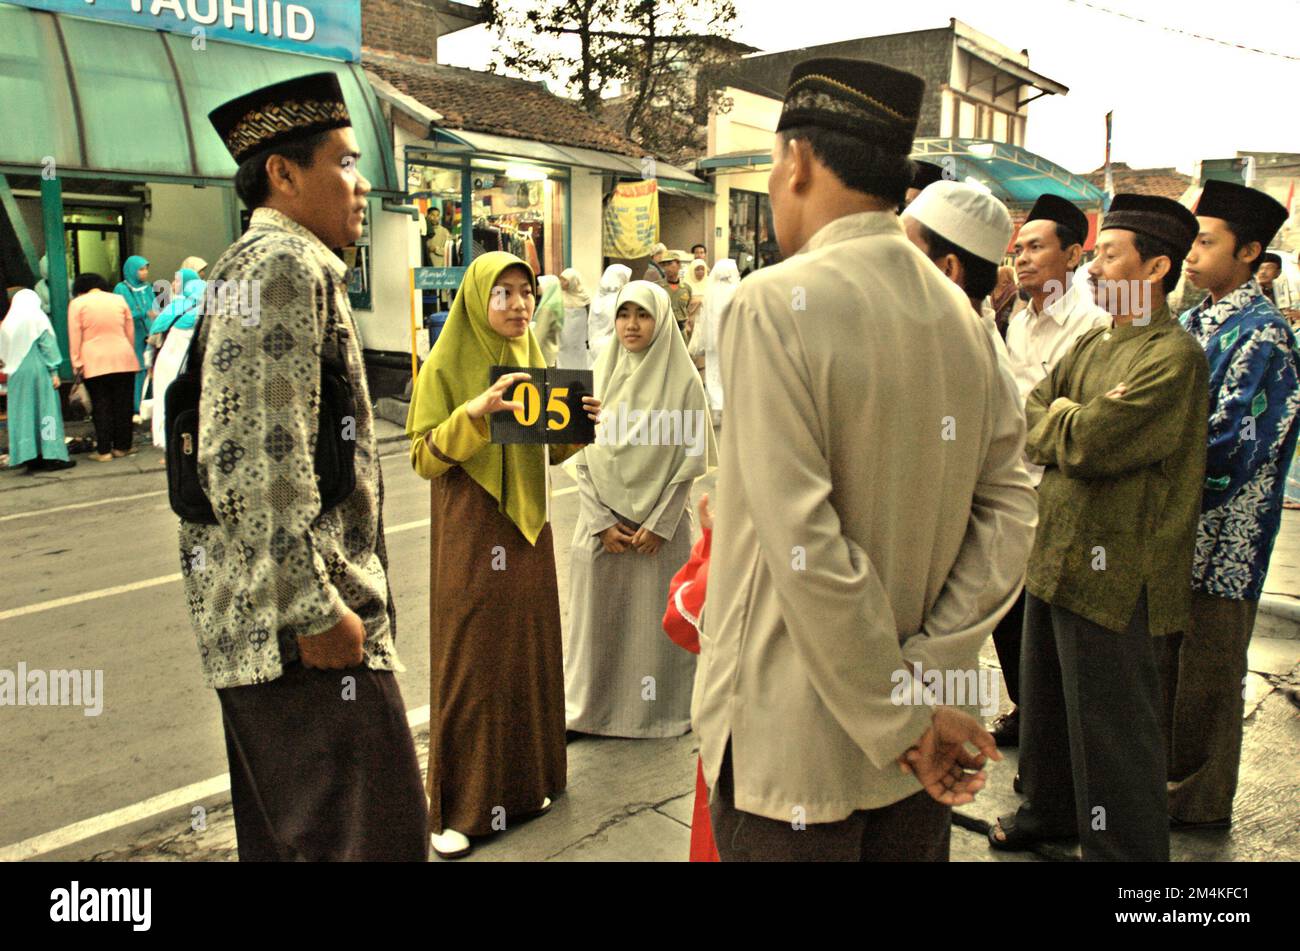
xmin=904 ymin=180 xmax=1013 ymax=266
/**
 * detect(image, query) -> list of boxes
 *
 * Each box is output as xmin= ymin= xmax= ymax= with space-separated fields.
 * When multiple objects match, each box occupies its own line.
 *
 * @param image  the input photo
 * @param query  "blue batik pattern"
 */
xmin=1181 ymin=279 xmax=1300 ymax=600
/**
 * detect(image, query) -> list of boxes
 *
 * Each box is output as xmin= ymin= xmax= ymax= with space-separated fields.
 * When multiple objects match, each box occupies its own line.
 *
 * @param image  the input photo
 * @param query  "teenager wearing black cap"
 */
xmin=903 ymin=160 xmax=946 ymax=208
xmin=1165 ymin=180 xmax=1299 ymax=829
xmin=694 ymin=57 xmax=1036 ymax=861
xmin=178 ymin=73 xmax=428 ymax=860
xmin=989 ymin=194 xmax=1209 ymax=860
xmin=1257 ymin=252 xmax=1283 ymax=305
xmin=996 ymin=193 xmax=1111 ymax=749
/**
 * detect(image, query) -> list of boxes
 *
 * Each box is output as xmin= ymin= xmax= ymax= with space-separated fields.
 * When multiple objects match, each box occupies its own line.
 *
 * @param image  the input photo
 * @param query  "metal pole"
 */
xmin=40 ymin=175 xmax=72 ymax=378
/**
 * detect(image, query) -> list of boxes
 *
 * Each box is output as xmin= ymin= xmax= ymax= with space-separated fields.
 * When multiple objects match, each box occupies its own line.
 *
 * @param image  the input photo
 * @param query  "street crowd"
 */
xmin=2 ymin=52 xmax=1296 ymax=864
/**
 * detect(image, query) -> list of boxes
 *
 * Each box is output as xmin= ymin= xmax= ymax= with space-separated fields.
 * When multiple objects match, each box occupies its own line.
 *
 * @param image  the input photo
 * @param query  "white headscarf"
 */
xmin=684 ymin=258 xmax=709 ymax=296
xmin=0 ymin=289 xmax=56 ymax=373
xmin=181 ymin=256 xmax=209 ymax=276
xmin=697 ymin=259 xmax=740 ymax=354
xmin=587 ymin=263 xmax=633 ymax=358
xmin=574 ymin=280 xmax=717 ymax=525
xmin=560 ymin=267 xmax=591 ymax=309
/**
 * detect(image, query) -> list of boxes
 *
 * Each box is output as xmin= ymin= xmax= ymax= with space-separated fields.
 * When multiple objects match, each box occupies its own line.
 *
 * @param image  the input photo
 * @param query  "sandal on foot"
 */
xmin=431 ymin=828 xmax=472 ymax=859
xmin=990 ymin=709 xmax=1020 ymax=748
xmin=988 ymin=814 xmax=1075 ymax=852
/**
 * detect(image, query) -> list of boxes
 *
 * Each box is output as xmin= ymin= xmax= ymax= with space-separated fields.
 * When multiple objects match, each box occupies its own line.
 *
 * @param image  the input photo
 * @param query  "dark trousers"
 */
xmin=1014 ymin=591 xmax=1169 ymax=861
xmin=991 ymin=587 xmax=1026 ymax=705
xmin=708 ymin=744 xmax=951 ymax=861
xmin=1161 ymin=590 xmax=1257 ymax=822
xmin=84 ymin=371 xmax=135 ymax=454
xmin=216 ymin=662 xmax=428 ymax=862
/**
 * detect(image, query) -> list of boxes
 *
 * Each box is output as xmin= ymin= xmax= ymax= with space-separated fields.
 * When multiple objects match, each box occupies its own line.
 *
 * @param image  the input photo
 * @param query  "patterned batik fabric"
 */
xmin=179 ymin=207 xmax=400 ymax=688
xmin=1181 ymin=279 xmax=1300 ymax=600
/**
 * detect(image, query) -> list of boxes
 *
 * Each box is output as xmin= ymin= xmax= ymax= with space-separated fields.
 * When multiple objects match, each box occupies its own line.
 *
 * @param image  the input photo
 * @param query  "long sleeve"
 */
xmin=122 ymin=301 xmax=135 ymax=354
xmin=640 ymin=478 xmax=693 ymax=541
xmin=35 ymin=330 xmax=63 ymax=369
xmin=197 ymin=250 xmax=345 ymax=641
xmin=409 ymin=402 xmax=490 ymax=481
xmin=901 ymin=334 xmax=1037 ymax=676
xmin=1027 ymin=335 xmax=1207 ymax=479
xmin=573 ymin=462 xmax=620 ymax=536
xmin=1204 ymin=335 xmax=1299 ymax=508
xmin=721 ymin=293 xmax=933 ymax=771
xmin=68 ymin=301 xmax=83 ymax=374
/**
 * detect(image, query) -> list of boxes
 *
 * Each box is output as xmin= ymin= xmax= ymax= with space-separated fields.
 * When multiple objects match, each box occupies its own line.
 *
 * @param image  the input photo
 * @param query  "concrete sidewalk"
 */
xmin=0 ymin=414 xmax=412 ymax=498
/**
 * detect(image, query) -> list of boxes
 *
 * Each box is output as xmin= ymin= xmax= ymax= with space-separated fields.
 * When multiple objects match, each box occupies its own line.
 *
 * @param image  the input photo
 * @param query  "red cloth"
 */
xmin=663 ymin=527 xmax=718 ymax=861
xmin=663 ymin=527 xmax=710 ymax=653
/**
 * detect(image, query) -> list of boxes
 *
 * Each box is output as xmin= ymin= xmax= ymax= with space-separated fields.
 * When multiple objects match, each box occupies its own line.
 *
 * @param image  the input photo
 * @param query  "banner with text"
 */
xmin=4 ymin=0 xmax=361 ymax=61
xmin=603 ymin=179 xmax=659 ymax=259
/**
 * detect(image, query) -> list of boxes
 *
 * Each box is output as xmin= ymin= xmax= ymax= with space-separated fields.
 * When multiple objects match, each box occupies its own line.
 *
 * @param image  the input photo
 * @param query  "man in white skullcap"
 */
xmin=902 ymin=180 xmax=1016 ymax=368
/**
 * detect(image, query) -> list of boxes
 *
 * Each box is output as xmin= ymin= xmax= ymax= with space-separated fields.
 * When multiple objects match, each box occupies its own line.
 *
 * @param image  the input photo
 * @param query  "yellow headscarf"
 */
xmin=406 ymin=251 xmax=550 ymax=545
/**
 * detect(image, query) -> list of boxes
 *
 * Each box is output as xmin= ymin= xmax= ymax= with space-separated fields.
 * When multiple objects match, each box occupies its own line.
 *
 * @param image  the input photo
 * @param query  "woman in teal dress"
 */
xmin=113 ymin=255 xmax=154 ymax=413
xmin=0 ymin=289 xmax=74 ymax=471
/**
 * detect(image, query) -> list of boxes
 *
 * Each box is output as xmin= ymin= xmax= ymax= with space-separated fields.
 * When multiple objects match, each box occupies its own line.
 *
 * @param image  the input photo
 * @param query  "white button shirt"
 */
xmin=1005 ymin=278 xmax=1111 ymax=482
xmin=1006 ymin=279 xmax=1111 ymax=404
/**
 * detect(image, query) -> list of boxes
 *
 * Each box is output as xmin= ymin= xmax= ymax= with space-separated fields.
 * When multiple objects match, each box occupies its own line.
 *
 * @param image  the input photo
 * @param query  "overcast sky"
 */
xmin=438 ymin=0 xmax=1300 ymax=175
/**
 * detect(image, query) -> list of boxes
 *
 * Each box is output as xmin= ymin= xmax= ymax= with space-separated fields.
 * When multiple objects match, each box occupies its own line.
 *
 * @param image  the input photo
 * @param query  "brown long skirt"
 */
xmin=427 ymin=466 xmax=567 ymax=836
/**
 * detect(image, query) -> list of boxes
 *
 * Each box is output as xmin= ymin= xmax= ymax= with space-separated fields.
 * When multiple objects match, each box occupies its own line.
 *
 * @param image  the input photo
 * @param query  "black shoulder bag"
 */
xmin=165 ymin=312 xmax=358 ymax=525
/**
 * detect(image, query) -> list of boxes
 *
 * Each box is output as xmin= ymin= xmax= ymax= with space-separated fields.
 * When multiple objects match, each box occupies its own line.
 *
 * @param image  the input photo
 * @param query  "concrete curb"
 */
xmin=1257 ymin=594 xmax=1300 ymax=640
xmin=0 ymin=432 xmax=410 ymax=497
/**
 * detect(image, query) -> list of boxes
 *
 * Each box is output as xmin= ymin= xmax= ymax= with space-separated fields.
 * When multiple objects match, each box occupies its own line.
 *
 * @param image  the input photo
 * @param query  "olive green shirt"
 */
xmin=1024 ymin=304 xmax=1209 ymax=635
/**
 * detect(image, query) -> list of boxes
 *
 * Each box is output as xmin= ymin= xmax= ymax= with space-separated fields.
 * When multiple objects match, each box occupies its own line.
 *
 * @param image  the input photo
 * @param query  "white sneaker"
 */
xmin=430 ymin=828 xmax=471 ymax=859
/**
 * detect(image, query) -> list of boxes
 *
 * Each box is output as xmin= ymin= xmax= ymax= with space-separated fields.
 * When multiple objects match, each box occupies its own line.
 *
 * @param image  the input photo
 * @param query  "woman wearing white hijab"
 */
xmin=0 ymin=289 xmax=74 ymax=471
xmin=586 ymin=263 xmax=632 ymax=362
xmin=683 ymin=258 xmax=709 ymax=333
xmin=557 ymin=267 xmax=592 ymax=369
xmin=695 ymin=259 xmax=739 ymax=423
xmin=564 ymin=280 xmax=718 ymax=738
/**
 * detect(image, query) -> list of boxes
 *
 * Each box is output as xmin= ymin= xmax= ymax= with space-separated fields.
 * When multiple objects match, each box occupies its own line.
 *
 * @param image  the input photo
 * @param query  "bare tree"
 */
xmin=482 ymin=0 xmax=740 ymax=161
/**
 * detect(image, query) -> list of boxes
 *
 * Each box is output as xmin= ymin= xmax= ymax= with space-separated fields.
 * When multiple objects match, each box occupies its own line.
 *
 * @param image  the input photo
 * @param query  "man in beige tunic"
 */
xmin=694 ymin=58 xmax=1037 ymax=862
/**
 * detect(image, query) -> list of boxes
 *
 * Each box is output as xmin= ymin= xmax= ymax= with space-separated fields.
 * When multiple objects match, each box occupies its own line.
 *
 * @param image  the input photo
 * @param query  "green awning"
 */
xmin=0 ymin=4 xmax=397 ymax=192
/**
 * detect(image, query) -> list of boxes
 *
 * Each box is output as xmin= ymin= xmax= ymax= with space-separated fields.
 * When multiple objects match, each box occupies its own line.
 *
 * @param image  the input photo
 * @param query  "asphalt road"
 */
xmin=0 ymin=439 xmax=713 ymax=851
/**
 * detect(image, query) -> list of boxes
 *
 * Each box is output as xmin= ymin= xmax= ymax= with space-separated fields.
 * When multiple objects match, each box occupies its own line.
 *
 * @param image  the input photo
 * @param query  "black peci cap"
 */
xmin=210 ymin=72 xmax=352 ymax=166
xmin=776 ymin=57 xmax=925 ymax=155
xmin=1101 ymin=193 xmax=1199 ymax=254
xmin=1194 ymin=179 xmax=1289 ymax=250
xmin=1026 ymin=193 xmax=1089 ymax=247
xmin=912 ymin=161 xmax=945 ymax=191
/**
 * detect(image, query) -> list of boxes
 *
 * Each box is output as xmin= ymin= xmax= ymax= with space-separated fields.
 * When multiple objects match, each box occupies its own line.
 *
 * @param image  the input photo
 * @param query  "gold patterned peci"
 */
xmin=786 ymin=73 xmax=915 ymax=124
xmin=224 ymin=99 xmax=350 ymax=162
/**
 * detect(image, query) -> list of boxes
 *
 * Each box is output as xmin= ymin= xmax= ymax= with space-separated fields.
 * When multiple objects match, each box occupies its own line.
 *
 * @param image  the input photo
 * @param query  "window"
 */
xmin=728 ymin=189 xmax=781 ymax=276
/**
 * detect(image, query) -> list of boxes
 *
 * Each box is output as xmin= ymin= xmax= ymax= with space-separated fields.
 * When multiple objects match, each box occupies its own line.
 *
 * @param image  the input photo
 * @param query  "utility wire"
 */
xmin=1067 ymin=0 xmax=1300 ymax=61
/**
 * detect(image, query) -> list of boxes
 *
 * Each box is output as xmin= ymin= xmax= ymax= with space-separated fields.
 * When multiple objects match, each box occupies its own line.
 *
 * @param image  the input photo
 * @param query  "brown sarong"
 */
xmin=427 ymin=467 xmax=567 ymax=836
xmin=217 ymin=662 xmax=428 ymax=861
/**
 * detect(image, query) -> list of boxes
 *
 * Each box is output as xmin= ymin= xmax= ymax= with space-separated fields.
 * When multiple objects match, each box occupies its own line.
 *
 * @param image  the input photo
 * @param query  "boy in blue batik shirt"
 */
xmin=1168 ymin=179 xmax=1299 ymax=829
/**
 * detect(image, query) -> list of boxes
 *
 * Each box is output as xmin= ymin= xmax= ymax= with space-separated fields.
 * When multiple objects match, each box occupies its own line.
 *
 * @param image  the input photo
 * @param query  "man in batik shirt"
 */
xmin=1168 ymin=180 xmax=1299 ymax=829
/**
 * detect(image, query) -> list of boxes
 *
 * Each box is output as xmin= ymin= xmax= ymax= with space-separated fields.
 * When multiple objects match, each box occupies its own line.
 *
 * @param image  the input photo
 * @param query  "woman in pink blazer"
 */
xmin=68 ymin=273 xmax=142 ymax=460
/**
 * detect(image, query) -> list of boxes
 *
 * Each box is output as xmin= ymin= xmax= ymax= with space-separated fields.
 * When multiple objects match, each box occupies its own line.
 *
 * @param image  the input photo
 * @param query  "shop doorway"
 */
xmin=64 ymin=206 xmax=126 ymax=283
xmin=727 ymin=189 xmax=781 ymax=277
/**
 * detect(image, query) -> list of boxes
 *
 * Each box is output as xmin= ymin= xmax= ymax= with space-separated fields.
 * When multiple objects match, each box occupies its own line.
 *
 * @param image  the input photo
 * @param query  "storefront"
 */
xmin=359 ymin=55 xmax=707 ymax=393
xmin=0 ymin=0 xmax=401 ymax=378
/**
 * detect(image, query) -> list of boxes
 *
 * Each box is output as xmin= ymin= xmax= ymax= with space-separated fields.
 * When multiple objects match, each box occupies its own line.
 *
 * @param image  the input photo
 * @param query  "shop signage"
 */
xmin=603 ymin=179 xmax=659 ymax=259
xmin=414 ymin=266 xmax=466 ymax=290
xmin=6 ymin=0 xmax=362 ymax=61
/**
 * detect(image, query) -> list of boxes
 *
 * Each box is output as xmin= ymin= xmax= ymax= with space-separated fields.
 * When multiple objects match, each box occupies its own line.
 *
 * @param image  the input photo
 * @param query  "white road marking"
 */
xmin=0 ymin=705 xmax=432 ymax=862
xmin=0 ymin=574 xmax=184 ymax=623
xmin=0 ymin=489 xmax=168 ymax=523
xmin=1 ymin=519 xmax=432 ymax=621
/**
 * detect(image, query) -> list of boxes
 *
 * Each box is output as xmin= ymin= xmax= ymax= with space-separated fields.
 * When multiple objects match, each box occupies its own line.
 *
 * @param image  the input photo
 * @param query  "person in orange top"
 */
xmin=662 ymin=493 xmax=720 ymax=863
xmin=68 ymin=273 xmax=141 ymax=461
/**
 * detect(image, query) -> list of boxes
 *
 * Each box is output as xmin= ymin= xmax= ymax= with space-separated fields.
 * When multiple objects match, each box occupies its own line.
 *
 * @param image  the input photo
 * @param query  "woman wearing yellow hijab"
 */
xmin=407 ymin=251 xmax=599 ymax=859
